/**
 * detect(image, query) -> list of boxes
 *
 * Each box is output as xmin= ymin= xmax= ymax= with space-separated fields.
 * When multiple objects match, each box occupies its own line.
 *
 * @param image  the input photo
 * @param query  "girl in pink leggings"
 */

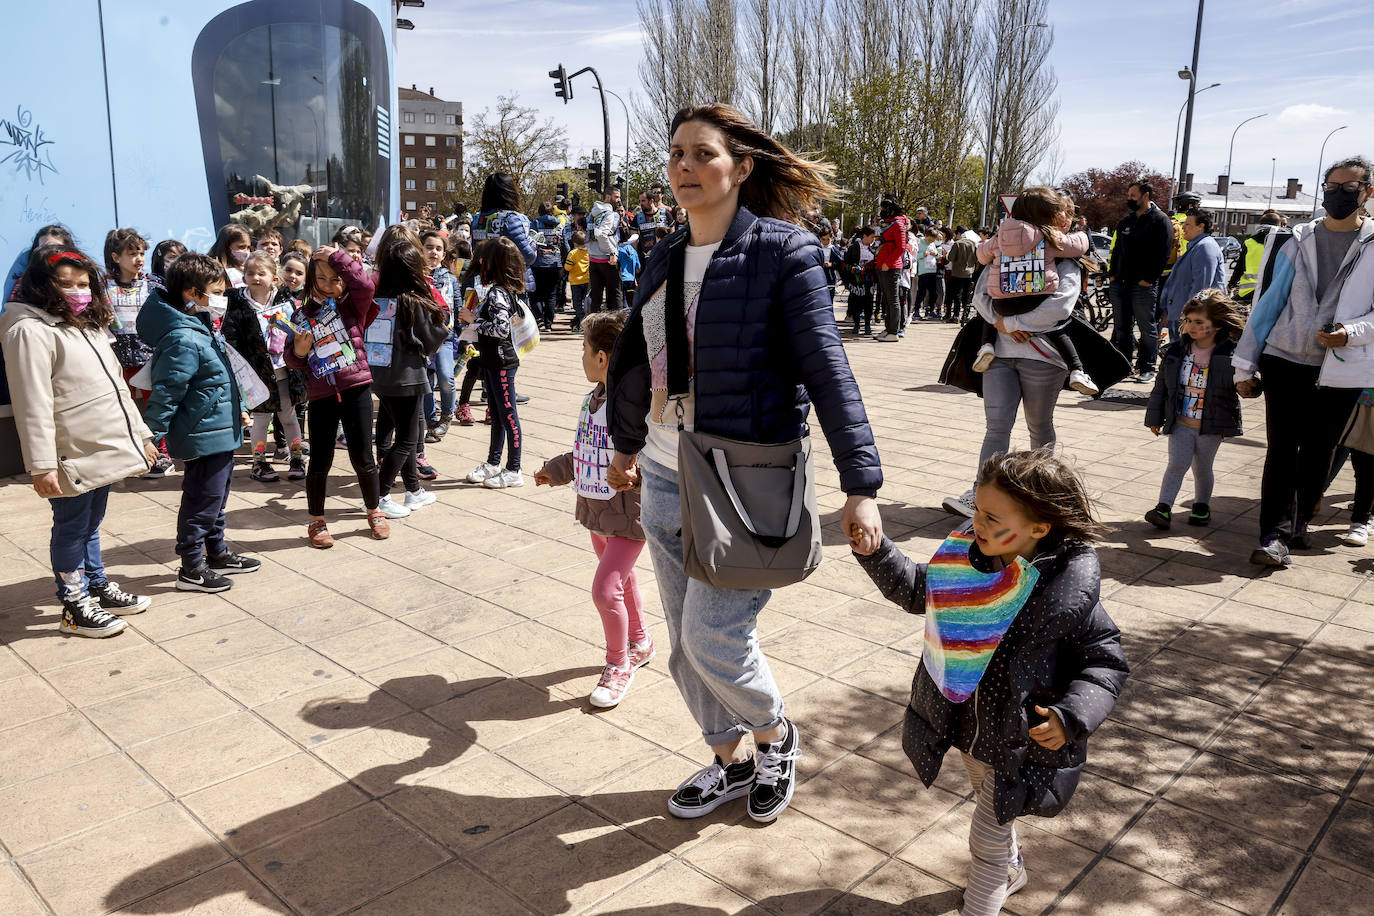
xmin=534 ymin=310 xmax=653 ymax=707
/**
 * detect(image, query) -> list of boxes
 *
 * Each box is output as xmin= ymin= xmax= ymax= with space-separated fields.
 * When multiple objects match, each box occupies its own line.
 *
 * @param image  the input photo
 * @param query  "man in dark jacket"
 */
xmin=1108 ymin=180 xmax=1175 ymax=383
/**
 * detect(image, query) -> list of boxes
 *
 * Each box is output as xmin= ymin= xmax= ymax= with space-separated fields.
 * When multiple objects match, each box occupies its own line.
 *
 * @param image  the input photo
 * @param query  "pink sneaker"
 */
xmin=589 ymin=664 xmax=634 ymax=708
xmin=627 ymin=637 xmax=656 ymax=671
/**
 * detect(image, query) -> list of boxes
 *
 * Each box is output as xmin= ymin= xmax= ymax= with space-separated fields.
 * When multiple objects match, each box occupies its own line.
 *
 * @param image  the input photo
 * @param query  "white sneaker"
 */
xmin=376 ymin=495 xmax=411 ymax=518
xmin=466 ymin=462 xmax=500 ymax=483
xmin=1007 ymin=848 xmax=1028 ymax=896
xmin=1069 ymin=369 xmax=1100 ymax=396
xmin=482 ymin=469 xmax=524 ymax=489
xmin=588 ymin=664 xmax=634 ymax=708
xmin=971 ymin=343 xmax=996 ymax=373
xmin=1342 ymin=522 xmax=1370 ymax=547
xmin=942 ymin=489 xmax=977 ymax=518
xmin=404 ymin=487 xmax=437 ymax=510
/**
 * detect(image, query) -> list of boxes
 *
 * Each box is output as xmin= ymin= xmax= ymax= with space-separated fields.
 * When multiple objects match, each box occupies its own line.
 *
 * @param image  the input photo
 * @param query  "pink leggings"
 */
xmin=591 ymin=532 xmax=648 ymax=667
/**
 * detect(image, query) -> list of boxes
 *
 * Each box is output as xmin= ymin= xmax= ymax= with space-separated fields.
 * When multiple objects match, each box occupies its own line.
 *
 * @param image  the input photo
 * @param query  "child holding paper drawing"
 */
xmin=138 ymin=253 xmax=261 ymax=592
xmin=284 ymin=246 xmax=386 ymax=547
xmin=534 ymin=310 xmax=653 ymax=708
xmin=222 ymin=251 xmax=307 ymax=483
xmin=460 ymin=237 xmax=526 ymax=488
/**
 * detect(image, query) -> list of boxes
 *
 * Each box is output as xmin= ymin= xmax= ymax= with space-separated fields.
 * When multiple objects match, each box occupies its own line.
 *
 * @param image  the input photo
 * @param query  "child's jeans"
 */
xmin=590 ymin=532 xmax=648 ymax=668
xmin=50 ymin=486 xmax=110 ymax=601
xmin=427 ymin=331 xmax=456 ymax=421
xmin=484 ymin=366 xmax=521 ymax=471
xmin=571 ymin=283 xmax=589 ymax=325
xmin=177 ymin=451 xmax=235 ymax=566
xmin=1159 ymin=424 xmax=1223 ymax=507
xmin=961 ymin=752 xmax=1020 ymax=916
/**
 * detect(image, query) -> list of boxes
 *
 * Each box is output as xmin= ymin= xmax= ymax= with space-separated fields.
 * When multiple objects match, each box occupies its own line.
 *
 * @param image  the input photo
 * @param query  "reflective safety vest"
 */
xmin=1238 ymin=236 xmax=1265 ymax=297
xmin=1168 ymin=212 xmax=1188 ymax=265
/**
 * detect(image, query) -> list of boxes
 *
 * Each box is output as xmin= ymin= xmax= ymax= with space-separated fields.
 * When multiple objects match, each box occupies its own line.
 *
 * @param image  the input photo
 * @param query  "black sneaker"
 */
xmin=59 ymin=596 xmax=127 ymax=638
xmin=667 ymin=756 xmax=756 ymax=819
xmin=749 ymin=718 xmax=800 ymax=823
xmin=1188 ymin=504 xmax=1211 ymax=527
xmin=417 ymin=461 xmax=439 ymax=481
xmin=1144 ymin=503 xmax=1172 ymax=530
xmin=1249 ymin=537 xmax=1292 ymax=568
xmin=176 ymin=561 xmax=233 ymax=593
xmin=207 ymin=551 xmax=261 ymax=575
xmin=142 ymin=455 xmax=173 ymax=479
xmin=1291 ymin=522 xmax=1312 ymax=550
xmin=89 ymin=581 xmax=151 ymax=615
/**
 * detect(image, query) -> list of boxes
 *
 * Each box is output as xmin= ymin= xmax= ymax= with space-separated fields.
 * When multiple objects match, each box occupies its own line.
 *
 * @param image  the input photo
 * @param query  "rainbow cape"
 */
xmin=921 ymin=530 xmax=1039 ymax=703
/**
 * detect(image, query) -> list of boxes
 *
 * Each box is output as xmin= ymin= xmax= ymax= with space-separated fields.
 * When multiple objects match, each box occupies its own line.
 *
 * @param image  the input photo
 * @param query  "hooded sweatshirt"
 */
xmin=977 ymin=218 xmax=1088 ymax=300
xmin=588 ymin=200 xmax=620 ymax=262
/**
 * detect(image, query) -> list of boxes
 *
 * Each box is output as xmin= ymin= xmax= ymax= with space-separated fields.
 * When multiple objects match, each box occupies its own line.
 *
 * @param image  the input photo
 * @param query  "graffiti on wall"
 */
xmin=0 ymin=106 xmax=58 ymax=184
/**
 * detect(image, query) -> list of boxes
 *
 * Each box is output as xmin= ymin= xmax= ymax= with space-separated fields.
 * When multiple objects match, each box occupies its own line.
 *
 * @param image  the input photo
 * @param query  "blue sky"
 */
xmin=397 ymin=0 xmax=1373 ymax=193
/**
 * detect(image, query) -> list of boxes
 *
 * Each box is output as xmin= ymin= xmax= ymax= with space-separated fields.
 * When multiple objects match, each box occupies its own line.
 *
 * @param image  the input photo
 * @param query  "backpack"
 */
xmin=999 ymin=239 xmax=1047 ymax=295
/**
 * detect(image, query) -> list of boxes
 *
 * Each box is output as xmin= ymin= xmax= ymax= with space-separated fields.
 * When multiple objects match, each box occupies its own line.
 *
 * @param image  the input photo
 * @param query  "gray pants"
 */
xmin=878 ymin=267 xmax=902 ymax=335
xmin=961 ymin=752 xmax=1020 ymax=916
xmin=639 ymin=456 xmax=785 ymax=746
xmin=978 ymin=358 xmax=1068 ymax=469
xmin=1158 ymin=424 xmax=1223 ymax=507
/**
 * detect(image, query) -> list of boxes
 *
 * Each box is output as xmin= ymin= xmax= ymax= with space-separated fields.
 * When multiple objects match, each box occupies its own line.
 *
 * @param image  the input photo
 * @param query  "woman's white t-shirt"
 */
xmin=640 ymin=241 xmax=721 ymax=470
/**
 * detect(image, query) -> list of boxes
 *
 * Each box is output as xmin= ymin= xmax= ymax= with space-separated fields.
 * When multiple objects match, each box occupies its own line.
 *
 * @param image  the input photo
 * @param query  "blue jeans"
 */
xmin=978 ymin=357 xmax=1068 ymax=471
xmin=427 ymin=331 xmax=456 ymax=421
xmin=570 ymin=284 xmax=588 ymax=325
xmin=1109 ymin=279 xmax=1159 ymax=373
xmin=50 ymin=486 xmax=110 ymax=601
xmin=177 ymin=450 xmax=234 ymax=564
xmin=639 ymin=455 xmax=786 ymax=746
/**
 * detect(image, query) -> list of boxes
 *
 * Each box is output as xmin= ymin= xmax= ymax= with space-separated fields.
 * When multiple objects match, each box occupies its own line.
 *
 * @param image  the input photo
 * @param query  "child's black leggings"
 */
xmin=305 ymin=385 xmax=380 ymax=516
xmin=459 ymin=360 xmax=481 ymax=406
xmin=484 ymin=366 xmax=521 ymax=471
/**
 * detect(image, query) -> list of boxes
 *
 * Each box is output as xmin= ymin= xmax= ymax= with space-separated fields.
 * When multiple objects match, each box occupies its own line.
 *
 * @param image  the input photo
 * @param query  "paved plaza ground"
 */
xmin=1 ymin=310 xmax=1372 ymax=915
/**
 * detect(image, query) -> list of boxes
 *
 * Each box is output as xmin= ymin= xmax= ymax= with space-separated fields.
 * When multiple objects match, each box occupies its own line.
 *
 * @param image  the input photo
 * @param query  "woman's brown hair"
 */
xmin=1009 ymin=186 xmax=1066 ymax=244
xmin=19 ymin=246 xmax=114 ymax=330
xmin=1182 ymin=287 xmax=1246 ymax=342
xmin=478 ymin=237 xmax=527 ymax=297
xmin=374 ymin=238 xmax=444 ymax=351
xmin=207 ymin=224 xmax=252 ymax=269
xmin=977 ymin=448 xmax=1108 ymax=543
xmin=669 ymin=103 xmax=842 ymax=222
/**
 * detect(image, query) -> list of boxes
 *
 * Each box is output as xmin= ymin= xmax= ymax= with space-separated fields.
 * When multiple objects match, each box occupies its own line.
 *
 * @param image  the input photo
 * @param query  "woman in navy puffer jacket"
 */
xmin=606 ymin=103 xmax=884 ymax=825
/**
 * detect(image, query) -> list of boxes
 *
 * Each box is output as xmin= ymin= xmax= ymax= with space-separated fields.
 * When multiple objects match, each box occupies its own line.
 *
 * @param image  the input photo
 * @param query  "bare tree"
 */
xmin=1032 ymin=141 xmax=1066 ymax=187
xmin=695 ymin=0 xmax=739 ymax=105
xmin=911 ymin=0 xmax=982 ymax=219
xmin=634 ymin=0 xmax=702 ymax=147
xmin=979 ymin=0 xmax=1060 ymax=198
xmin=464 ymin=95 xmax=568 ymax=202
xmin=742 ymin=0 xmax=784 ymax=133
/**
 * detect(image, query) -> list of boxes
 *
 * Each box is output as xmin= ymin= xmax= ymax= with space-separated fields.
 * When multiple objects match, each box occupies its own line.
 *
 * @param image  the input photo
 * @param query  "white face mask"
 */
xmin=199 ymin=292 xmax=229 ymax=321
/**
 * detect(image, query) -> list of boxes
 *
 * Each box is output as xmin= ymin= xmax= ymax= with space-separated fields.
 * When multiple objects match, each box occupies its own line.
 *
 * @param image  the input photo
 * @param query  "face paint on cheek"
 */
xmin=993 ymin=528 xmax=1016 ymax=547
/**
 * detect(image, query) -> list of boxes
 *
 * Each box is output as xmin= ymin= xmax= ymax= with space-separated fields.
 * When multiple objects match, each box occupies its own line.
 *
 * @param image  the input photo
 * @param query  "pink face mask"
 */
xmin=230 ymin=248 xmax=250 ymax=265
xmin=64 ymin=290 xmax=93 ymax=314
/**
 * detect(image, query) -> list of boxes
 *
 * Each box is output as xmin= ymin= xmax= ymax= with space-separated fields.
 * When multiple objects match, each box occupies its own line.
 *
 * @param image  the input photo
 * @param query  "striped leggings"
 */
xmin=961 ymin=752 xmax=1020 ymax=916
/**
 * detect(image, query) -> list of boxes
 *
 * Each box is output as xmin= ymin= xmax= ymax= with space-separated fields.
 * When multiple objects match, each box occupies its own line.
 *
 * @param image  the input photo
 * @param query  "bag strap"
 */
xmin=709 ymin=447 xmax=806 ymax=548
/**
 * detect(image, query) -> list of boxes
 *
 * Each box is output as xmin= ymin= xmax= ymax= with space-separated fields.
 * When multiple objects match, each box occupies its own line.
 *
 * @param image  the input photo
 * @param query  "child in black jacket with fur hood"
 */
xmin=852 ymin=449 xmax=1128 ymax=916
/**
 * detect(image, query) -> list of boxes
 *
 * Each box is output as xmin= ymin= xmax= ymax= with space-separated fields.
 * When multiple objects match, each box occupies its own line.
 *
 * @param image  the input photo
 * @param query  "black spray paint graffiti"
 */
xmin=0 ymin=106 xmax=58 ymax=184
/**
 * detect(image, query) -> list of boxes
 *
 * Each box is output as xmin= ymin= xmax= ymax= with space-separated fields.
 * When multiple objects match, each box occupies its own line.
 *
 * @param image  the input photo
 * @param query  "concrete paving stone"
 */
xmin=1108 ymin=679 xmax=1233 ymax=748
xmin=0 ymin=711 xmax=116 ymax=789
xmin=126 ymin=710 xmax=298 ymax=797
xmin=817 ymin=598 xmax=926 ymax=647
xmin=204 ymin=645 xmax=350 ymax=707
xmin=1250 ymin=676 xmax=1374 ymax=747
xmin=1109 ymin=798 xmax=1303 ymax=912
xmin=1029 ymin=773 xmax=1153 ymax=852
xmin=458 ymin=619 xmax=597 ymax=677
xmin=125 ymin=598 xmax=252 ymax=643
xmin=1084 ymin=719 xmax=1200 ymax=794
xmin=1164 ymin=752 xmax=1340 ymax=849
xmin=1167 ymin=621 xmax=1296 ymax=675
xmin=256 ymin=598 xmax=388 ymax=643
xmin=1200 ymin=602 xmax=1324 ymax=645
xmin=181 ymin=753 xmax=368 ymax=855
xmin=426 ymin=674 xmax=584 ymax=751
xmin=825 ymin=859 xmax=962 ymax=915
xmin=586 ymin=860 xmax=756 ymax=914
xmin=468 ymin=804 xmax=665 ymax=916
xmin=352 ymin=860 xmax=534 ymax=916
xmin=1313 ymin=798 xmax=1374 ymax=877
xmin=498 ymin=711 xmax=671 ymax=796
xmin=19 ymin=802 xmax=228 ymax=915
xmin=0 ymin=674 xmax=71 ymax=731
xmin=785 ymin=677 xmax=906 ymax=752
xmin=596 ymin=674 xmax=715 ymax=754
xmin=1277 ymin=857 xmax=1374 ymax=915
xmin=310 ymin=710 xmax=481 ymax=797
xmin=362 ymin=645 xmax=507 ymax=709
xmin=161 ymin=617 xmax=296 ymax=671
xmin=480 ymin=575 xmax=595 ymax=620
xmin=1233 ymin=579 xmax=1348 ymax=619
xmin=1131 ymin=646 xmax=1267 ymax=707
xmin=251 ymin=675 xmax=411 ymax=748
xmin=396 ymin=596 xmax=526 ymax=643
xmin=42 ymin=643 xmax=190 ymax=707
xmin=111 ymin=861 xmax=291 ymax=914
xmin=1276 ymin=644 xmax=1374 ymax=699
xmin=1053 ymin=858 xmax=1247 ymax=915
xmin=1304 ymin=621 xmax=1374 ymax=667
xmin=6 ymin=615 xmax=154 ymax=672
xmin=768 ymin=656 xmax=826 ymax=698
xmin=1205 ymin=712 xmax=1368 ymax=794
xmin=82 ymin=677 xmax=241 ymax=747
xmin=309 ymin=619 xmax=445 ymax=673
xmin=766 ymin=619 xmax=882 ymax=676
xmin=0 ymin=752 xmax=166 ymax=855
xmin=0 ymin=645 xmax=27 ymax=682
xmin=244 ymin=801 xmax=450 ymax=916
xmin=0 ymin=863 xmax=46 ymax=916
xmin=791 ymin=752 xmax=963 ymax=853
xmin=1329 ymin=600 xmax=1374 ymax=633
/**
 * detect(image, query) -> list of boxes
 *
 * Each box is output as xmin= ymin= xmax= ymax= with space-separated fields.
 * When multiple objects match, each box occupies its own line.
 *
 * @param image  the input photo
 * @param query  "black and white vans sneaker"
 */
xmin=667 ymin=756 xmax=756 ymax=819
xmin=748 ymin=718 xmax=800 ymax=823
xmin=176 ymin=561 xmax=233 ymax=593
xmin=89 ymin=581 xmax=151 ymax=615
xmin=59 ymin=596 xmax=127 ymax=638
xmin=207 ymin=551 xmax=261 ymax=575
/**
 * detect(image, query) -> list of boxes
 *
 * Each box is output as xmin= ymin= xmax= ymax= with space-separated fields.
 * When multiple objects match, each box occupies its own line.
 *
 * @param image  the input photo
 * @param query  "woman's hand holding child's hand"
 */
xmin=607 ymin=451 xmax=638 ymax=491
xmin=1236 ymin=379 xmax=1260 ymax=399
xmin=1029 ymin=705 xmax=1067 ymax=750
xmin=143 ymin=441 xmax=160 ymax=467
xmin=843 ymin=495 xmax=883 ymax=556
xmin=1149 ymin=425 xmax=1161 ymax=436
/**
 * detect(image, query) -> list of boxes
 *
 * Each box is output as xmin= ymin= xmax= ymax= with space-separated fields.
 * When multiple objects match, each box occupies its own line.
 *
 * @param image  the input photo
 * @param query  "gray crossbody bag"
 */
xmin=664 ymin=238 xmax=823 ymax=590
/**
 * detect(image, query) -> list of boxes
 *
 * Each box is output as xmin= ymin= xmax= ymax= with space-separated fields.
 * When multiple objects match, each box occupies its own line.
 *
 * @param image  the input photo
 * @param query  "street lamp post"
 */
xmin=1313 ymin=125 xmax=1349 ymax=218
xmin=978 ymin=21 xmax=1048 ymax=227
xmin=1222 ymin=113 xmax=1267 ymax=236
xmin=1176 ymin=0 xmax=1207 ymax=197
xmin=603 ymin=89 xmax=632 ymax=186
xmin=1268 ymin=157 xmax=1276 ymax=209
xmin=1169 ymin=79 xmax=1219 ymax=201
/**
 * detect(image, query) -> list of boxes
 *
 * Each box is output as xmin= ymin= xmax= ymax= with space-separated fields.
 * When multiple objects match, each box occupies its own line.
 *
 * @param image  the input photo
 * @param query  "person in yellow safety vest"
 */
xmin=1228 ymin=209 xmax=1284 ymax=302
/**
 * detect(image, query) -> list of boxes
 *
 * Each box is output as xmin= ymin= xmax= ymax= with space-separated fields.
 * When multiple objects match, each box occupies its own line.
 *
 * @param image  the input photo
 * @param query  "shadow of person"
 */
xmin=592 ymin=886 xmax=966 ymax=915
xmin=104 ymin=670 xmax=733 ymax=915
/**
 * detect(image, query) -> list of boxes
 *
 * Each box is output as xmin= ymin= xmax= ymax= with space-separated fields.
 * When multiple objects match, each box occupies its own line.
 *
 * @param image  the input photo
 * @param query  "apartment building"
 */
xmin=398 ymin=85 xmax=463 ymax=214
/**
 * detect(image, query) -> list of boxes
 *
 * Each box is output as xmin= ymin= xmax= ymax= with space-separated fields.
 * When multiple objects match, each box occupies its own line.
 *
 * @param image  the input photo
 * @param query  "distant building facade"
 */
xmin=1180 ymin=173 xmax=1319 ymax=236
xmin=398 ymin=86 xmax=463 ymax=215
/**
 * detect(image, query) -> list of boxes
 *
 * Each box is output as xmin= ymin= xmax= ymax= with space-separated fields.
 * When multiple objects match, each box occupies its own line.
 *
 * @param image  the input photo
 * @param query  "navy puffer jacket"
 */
xmin=606 ymin=206 xmax=882 ymax=496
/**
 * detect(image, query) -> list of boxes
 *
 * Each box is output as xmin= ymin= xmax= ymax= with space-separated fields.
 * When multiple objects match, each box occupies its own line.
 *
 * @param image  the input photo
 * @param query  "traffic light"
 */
xmin=556 ymin=181 xmax=569 ymax=202
xmin=549 ymin=65 xmax=572 ymax=104
xmin=587 ymin=161 xmax=603 ymax=194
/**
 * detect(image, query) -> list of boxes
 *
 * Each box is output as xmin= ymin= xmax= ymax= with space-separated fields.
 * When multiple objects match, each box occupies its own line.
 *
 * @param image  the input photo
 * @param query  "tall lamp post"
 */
xmin=1169 ymin=78 xmax=1219 ymax=201
xmin=1268 ymin=157 xmax=1276 ymax=209
xmin=1221 ymin=112 xmax=1266 ymax=236
xmin=603 ymin=89 xmax=632 ymax=186
xmin=978 ymin=20 xmax=1048 ymax=227
xmin=1313 ymin=125 xmax=1349 ymax=218
xmin=1176 ymin=0 xmax=1207 ymax=198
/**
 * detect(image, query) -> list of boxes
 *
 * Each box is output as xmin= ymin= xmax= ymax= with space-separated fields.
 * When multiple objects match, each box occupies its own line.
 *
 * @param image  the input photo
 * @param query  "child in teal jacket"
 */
xmin=138 ymin=253 xmax=260 ymax=592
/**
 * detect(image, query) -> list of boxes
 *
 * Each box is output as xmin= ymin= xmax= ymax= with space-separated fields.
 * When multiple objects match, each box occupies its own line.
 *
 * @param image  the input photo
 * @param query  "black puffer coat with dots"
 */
xmin=856 ymin=526 xmax=1128 ymax=824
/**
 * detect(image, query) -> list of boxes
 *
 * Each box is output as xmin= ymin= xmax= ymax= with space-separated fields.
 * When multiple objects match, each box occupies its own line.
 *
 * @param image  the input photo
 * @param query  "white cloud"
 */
xmin=1278 ymin=103 xmax=1349 ymax=123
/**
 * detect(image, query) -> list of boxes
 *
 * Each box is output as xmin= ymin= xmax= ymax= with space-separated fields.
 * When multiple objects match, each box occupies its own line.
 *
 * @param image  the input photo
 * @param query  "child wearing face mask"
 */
xmin=222 ymin=251 xmax=308 ymax=483
xmin=148 ymin=239 xmax=187 ymax=291
xmin=852 ymin=449 xmax=1127 ymax=916
xmin=139 ymin=253 xmax=261 ymax=593
xmin=208 ymin=224 xmax=253 ymax=288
